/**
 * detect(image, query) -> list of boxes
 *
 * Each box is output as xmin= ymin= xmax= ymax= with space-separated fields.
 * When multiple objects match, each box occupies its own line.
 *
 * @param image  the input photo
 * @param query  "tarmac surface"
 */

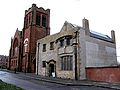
xmin=0 ymin=69 xmax=120 ymax=90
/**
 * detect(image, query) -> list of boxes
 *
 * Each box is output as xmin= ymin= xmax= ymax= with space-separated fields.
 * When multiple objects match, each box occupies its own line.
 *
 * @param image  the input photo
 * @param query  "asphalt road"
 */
xmin=0 ymin=71 xmax=115 ymax=90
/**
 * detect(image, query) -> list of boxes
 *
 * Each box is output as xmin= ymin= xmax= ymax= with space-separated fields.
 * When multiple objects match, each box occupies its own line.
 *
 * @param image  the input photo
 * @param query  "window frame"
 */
xmin=50 ymin=42 xmax=54 ymax=50
xmin=36 ymin=15 xmax=41 ymax=26
xmin=60 ymin=39 xmax=64 ymax=47
xmin=43 ymin=44 xmax=46 ymax=52
xmin=66 ymin=37 xmax=71 ymax=46
xmin=42 ymin=61 xmax=46 ymax=67
xmin=42 ymin=15 xmax=47 ymax=27
xmin=61 ymin=55 xmax=73 ymax=71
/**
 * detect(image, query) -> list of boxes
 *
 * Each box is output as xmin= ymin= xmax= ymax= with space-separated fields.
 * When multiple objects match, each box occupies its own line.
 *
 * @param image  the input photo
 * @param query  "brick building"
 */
xmin=8 ymin=4 xmax=50 ymax=73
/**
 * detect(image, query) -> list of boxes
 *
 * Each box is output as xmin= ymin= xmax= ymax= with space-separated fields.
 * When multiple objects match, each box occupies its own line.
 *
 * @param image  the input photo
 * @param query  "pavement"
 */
xmin=1 ymin=69 xmax=120 ymax=90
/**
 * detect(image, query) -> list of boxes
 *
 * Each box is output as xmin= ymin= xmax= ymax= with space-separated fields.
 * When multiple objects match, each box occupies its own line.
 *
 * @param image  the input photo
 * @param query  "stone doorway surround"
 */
xmin=46 ymin=60 xmax=56 ymax=77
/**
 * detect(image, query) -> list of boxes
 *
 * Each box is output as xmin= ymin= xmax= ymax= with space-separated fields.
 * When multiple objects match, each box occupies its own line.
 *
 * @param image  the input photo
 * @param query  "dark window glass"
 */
xmin=66 ymin=38 xmax=71 ymax=46
xmin=60 ymin=39 xmax=64 ymax=47
xmin=61 ymin=57 xmax=64 ymax=70
xmin=42 ymin=61 xmax=46 ymax=67
xmin=70 ymin=56 xmax=73 ymax=70
xmin=43 ymin=44 xmax=46 ymax=52
xmin=36 ymin=15 xmax=41 ymax=26
xmin=64 ymin=57 xmax=66 ymax=70
xmin=50 ymin=42 xmax=54 ymax=50
xmin=42 ymin=15 xmax=47 ymax=27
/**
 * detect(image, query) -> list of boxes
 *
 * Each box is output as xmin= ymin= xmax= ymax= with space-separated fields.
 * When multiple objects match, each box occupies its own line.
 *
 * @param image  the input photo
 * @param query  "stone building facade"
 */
xmin=8 ymin=4 xmax=50 ymax=73
xmin=36 ymin=18 xmax=117 ymax=80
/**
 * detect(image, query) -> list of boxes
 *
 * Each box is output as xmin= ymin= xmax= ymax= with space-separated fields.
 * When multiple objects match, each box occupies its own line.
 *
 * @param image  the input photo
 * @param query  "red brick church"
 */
xmin=8 ymin=4 xmax=50 ymax=73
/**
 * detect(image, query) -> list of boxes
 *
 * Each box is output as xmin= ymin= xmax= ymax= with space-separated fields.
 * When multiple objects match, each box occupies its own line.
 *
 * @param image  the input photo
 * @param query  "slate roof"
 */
xmin=90 ymin=31 xmax=113 ymax=43
xmin=62 ymin=21 xmax=113 ymax=43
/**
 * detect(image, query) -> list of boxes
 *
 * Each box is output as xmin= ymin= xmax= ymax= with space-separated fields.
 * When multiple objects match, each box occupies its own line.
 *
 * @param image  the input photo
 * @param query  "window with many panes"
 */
xmin=61 ymin=55 xmax=73 ymax=70
xmin=43 ymin=44 xmax=46 ymax=52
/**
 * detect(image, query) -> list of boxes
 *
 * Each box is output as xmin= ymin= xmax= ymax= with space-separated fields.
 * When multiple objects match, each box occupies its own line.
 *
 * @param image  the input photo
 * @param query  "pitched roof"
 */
xmin=90 ymin=31 xmax=113 ymax=42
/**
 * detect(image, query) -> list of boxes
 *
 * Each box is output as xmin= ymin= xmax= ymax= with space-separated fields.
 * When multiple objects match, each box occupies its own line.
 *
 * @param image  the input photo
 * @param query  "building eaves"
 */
xmin=90 ymin=31 xmax=113 ymax=43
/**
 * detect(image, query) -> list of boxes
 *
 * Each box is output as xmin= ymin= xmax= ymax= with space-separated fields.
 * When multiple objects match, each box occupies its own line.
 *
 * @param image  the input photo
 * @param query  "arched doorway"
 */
xmin=48 ymin=60 xmax=56 ymax=77
xmin=49 ymin=64 xmax=54 ymax=77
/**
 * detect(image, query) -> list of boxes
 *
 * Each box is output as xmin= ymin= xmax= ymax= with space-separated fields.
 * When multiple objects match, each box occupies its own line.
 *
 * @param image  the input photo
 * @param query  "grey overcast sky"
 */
xmin=0 ymin=0 xmax=120 ymax=62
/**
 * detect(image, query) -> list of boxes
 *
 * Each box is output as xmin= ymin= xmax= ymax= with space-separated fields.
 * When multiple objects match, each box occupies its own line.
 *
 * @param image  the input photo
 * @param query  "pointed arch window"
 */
xmin=13 ymin=38 xmax=18 ymax=56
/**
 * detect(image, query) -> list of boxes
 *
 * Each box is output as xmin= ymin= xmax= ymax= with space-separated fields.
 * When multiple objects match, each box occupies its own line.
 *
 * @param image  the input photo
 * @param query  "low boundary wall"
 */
xmin=86 ymin=66 xmax=120 ymax=83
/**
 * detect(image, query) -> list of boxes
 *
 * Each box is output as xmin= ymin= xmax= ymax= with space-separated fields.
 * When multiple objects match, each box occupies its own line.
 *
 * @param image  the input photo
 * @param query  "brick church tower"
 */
xmin=22 ymin=4 xmax=50 ymax=73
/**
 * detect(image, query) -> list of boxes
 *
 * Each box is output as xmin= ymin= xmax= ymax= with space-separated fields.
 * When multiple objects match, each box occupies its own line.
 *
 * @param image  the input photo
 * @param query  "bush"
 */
xmin=0 ymin=80 xmax=24 ymax=90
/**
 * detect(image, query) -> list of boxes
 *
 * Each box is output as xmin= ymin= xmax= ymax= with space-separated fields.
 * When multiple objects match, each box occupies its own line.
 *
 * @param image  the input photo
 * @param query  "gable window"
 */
xmin=42 ymin=15 xmax=47 ymax=27
xmin=43 ymin=44 xmax=46 ymax=52
xmin=61 ymin=55 xmax=73 ymax=71
xmin=66 ymin=37 xmax=71 ymax=46
xmin=60 ymin=39 xmax=64 ymax=47
xmin=13 ymin=38 xmax=18 ymax=56
xmin=50 ymin=42 xmax=54 ymax=50
xmin=36 ymin=15 xmax=41 ymax=26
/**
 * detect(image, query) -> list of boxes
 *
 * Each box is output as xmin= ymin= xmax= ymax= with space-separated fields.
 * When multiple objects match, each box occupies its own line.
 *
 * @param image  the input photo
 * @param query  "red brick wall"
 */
xmin=9 ymin=30 xmax=22 ymax=71
xmin=9 ymin=4 xmax=50 ymax=73
xmin=86 ymin=67 xmax=120 ymax=83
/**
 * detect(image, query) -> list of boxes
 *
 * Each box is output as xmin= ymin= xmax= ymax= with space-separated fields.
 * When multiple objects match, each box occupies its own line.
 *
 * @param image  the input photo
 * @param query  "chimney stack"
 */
xmin=82 ymin=18 xmax=90 ymax=35
xmin=111 ymin=30 xmax=116 ymax=43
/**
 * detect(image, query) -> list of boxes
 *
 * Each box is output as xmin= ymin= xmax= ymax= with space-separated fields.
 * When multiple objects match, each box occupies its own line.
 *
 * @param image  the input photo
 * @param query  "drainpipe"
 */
xmin=37 ymin=43 xmax=40 ymax=75
xmin=74 ymin=31 xmax=78 ymax=80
